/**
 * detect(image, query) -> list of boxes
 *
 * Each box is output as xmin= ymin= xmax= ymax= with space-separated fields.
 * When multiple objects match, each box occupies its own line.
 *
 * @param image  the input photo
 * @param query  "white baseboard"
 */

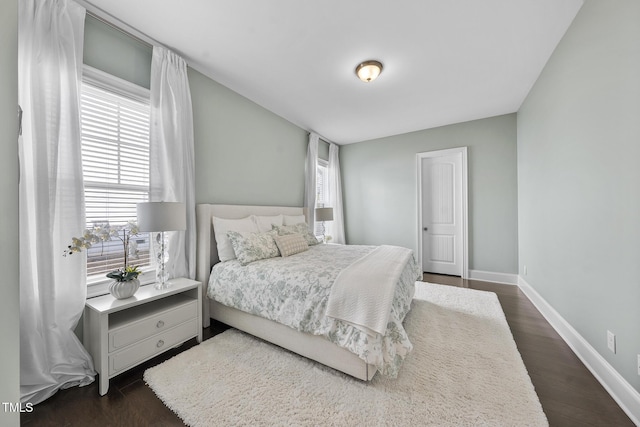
xmin=518 ymin=276 xmax=640 ymax=426
xmin=468 ymin=269 xmax=518 ymax=285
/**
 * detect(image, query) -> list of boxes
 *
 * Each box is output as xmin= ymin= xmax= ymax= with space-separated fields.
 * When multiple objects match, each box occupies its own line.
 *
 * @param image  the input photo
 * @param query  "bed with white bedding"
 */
xmin=196 ymin=204 xmax=420 ymax=380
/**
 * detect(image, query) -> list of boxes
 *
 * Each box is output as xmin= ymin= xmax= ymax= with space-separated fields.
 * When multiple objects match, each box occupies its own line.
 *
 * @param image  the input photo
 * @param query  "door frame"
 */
xmin=416 ymin=147 xmax=469 ymax=279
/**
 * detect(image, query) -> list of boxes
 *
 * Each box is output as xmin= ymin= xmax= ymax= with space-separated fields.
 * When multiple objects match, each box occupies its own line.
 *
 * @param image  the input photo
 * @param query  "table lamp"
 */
xmin=315 ymin=207 xmax=333 ymax=243
xmin=137 ymin=202 xmax=186 ymax=289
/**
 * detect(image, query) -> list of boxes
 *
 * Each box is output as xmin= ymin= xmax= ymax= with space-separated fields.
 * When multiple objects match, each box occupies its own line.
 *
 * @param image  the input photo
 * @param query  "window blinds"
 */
xmin=80 ymin=82 xmax=151 ymax=280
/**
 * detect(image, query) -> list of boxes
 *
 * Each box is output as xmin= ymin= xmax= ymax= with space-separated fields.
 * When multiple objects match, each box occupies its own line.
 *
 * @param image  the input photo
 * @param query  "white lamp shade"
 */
xmin=137 ymin=202 xmax=186 ymax=232
xmin=315 ymin=207 xmax=334 ymax=222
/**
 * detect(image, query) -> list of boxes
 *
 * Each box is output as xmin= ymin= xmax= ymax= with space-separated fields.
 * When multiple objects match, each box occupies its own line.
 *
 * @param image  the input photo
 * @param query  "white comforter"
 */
xmin=207 ymin=244 xmax=420 ymax=377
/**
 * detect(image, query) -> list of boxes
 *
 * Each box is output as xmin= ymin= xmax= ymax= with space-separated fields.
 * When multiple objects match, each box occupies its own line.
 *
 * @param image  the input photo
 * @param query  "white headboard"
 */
xmin=195 ymin=204 xmax=306 ymax=325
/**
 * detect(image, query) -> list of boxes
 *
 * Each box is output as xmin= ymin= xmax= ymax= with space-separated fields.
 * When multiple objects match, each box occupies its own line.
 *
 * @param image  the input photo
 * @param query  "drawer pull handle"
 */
xmin=157 ymin=340 xmax=165 ymax=348
xmin=156 ymin=320 xmax=165 ymax=328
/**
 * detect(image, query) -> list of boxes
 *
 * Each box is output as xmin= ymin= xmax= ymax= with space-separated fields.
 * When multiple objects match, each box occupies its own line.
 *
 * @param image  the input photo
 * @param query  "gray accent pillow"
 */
xmin=227 ymin=229 xmax=280 ymax=266
xmin=273 ymin=223 xmax=319 ymax=246
xmin=273 ymin=233 xmax=309 ymax=257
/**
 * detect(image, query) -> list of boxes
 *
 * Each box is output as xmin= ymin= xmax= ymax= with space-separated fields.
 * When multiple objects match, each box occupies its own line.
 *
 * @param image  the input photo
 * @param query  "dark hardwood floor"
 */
xmin=21 ymin=275 xmax=634 ymax=426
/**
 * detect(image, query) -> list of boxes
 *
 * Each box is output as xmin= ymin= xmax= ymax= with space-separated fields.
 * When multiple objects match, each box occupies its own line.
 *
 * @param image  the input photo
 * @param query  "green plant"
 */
xmin=106 ymin=265 xmax=141 ymax=282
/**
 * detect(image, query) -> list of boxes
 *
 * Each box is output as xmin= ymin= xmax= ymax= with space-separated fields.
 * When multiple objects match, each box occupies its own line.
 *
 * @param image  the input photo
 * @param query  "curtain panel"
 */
xmin=328 ymin=143 xmax=346 ymax=244
xmin=149 ymin=46 xmax=196 ymax=280
xmin=304 ymin=133 xmax=319 ymax=232
xmin=18 ymin=0 xmax=95 ymax=404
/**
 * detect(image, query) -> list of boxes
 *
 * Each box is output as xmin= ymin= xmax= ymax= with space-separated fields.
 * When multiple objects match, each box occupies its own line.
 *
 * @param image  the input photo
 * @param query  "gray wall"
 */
xmin=84 ymin=15 xmax=151 ymax=89
xmin=189 ymin=68 xmax=307 ymax=206
xmin=341 ymin=114 xmax=518 ymax=275
xmin=517 ymin=0 xmax=640 ymax=392
xmin=318 ymin=139 xmax=329 ymax=162
xmin=85 ymin=16 xmax=308 ymax=209
xmin=0 ymin=0 xmax=20 ymax=425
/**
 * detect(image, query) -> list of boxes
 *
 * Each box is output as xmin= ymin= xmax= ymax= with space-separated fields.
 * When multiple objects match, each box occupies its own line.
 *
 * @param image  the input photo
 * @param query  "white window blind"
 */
xmin=80 ymin=80 xmax=151 ymax=281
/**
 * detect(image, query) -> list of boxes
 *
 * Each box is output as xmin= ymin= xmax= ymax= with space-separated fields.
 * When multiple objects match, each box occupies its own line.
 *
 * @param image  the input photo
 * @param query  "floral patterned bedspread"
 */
xmin=207 ymin=244 xmax=420 ymax=377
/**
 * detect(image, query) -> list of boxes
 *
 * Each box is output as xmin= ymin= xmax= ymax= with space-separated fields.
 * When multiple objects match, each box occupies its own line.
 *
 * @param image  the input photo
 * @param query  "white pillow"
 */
xmin=283 ymin=214 xmax=306 ymax=225
xmin=254 ymin=214 xmax=283 ymax=232
xmin=212 ymin=216 xmax=259 ymax=262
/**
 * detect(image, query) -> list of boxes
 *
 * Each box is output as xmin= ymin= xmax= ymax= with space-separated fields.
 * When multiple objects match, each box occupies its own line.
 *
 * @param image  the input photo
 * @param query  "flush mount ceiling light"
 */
xmin=355 ymin=60 xmax=383 ymax=83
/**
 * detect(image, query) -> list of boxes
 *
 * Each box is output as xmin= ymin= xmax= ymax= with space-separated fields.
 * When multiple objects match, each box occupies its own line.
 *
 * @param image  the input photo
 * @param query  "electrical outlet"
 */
xmin=524 ymin=265 xmax=528 ymax=276
xmin=607 ymin=330 xmax=616 ymax=354
xmin=637 ymin=354 xmax=640 ymax=376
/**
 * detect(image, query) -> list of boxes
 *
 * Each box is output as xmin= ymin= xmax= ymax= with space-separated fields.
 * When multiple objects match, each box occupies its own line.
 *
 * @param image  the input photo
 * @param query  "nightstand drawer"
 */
xmin=109 ymin=297 xmax=197 ymax=352
xmin=109 ymin=318 xmax=198 ymax=376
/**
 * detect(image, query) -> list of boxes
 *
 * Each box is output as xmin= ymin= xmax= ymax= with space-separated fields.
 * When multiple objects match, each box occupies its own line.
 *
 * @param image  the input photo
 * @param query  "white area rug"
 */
xmin=144 ymin=282 xmax=547 ymax=426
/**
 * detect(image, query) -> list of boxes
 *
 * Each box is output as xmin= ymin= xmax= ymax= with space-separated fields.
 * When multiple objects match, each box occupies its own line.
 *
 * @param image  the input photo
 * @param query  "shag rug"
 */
xmin=144 ymin=282 xmax=547 ymax=426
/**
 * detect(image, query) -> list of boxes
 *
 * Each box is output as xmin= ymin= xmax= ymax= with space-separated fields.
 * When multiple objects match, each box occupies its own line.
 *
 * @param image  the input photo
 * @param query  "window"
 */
xmin=80 ymin=67 xmax=152 ymax=285
xmin=315 ymin=160 xmax=329 ymax=236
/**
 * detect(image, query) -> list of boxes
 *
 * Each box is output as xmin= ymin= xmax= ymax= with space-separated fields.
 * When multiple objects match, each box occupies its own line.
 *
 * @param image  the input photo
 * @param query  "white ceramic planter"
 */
xmin=109 ymin=278 xmax=140 ymax=299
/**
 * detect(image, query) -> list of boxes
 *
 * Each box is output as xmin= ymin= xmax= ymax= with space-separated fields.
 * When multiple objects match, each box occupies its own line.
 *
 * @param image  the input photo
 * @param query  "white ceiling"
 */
xmin=86 ymin=0 xmax=583 ymax=144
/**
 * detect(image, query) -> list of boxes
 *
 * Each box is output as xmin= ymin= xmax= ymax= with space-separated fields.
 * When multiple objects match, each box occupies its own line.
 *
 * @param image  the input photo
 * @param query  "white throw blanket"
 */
xmin=326 ymin=245 xmax=413 ymax=335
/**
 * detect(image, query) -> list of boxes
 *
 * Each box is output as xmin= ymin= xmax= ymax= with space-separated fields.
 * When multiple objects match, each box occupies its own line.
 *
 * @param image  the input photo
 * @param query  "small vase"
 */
xmin=109 ymin=278 xmax=140 ymax=299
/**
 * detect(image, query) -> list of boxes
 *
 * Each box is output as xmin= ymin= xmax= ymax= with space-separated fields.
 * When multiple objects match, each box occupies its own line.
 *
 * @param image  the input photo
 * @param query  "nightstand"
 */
xmin=83 ymin=278 xmax=202 ymax=396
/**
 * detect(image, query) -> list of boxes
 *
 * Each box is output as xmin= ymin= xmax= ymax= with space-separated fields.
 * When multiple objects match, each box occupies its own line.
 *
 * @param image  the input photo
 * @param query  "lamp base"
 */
xmin=153 ymin=230 xmax=171 ymax=290
xmin=154 ymin=281 xmax=171 ymax=290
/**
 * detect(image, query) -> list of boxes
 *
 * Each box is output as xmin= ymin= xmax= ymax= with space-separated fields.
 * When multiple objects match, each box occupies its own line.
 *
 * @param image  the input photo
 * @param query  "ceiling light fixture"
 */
xmin=355 ymin=60 xmax=383 ymax=83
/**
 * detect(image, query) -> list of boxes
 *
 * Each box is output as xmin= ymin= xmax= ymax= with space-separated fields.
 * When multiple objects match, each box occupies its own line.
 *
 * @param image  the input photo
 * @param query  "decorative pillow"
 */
xmin=227 ymin=230 xmax=280 ymax=266
xmin=212 ymin=216 xmax=259 ymax=262
xmin=283 ymin=214 xmax=306 ymax=225
xmin=273 ymin=222 xmax=319 ymax=246
xmin=254 ymin=214 xmax=283 ymax=232
xmin=273 ymin=233 xmax=308 ymax=257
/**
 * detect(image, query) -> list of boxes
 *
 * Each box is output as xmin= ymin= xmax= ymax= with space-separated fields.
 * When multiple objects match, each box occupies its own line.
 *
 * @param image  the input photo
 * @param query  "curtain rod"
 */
xmin=78 ymin=0 xmax=159 ymax=49
xmin=86 ymin=11 xmax=153 ymax=48
xmin=308 ymin=131 xmax=334 ymax=145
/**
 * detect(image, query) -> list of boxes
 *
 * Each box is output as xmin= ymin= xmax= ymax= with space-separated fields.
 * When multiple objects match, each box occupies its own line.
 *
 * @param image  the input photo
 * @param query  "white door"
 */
xmin=421 ymin=153 xmax=463 ymax=276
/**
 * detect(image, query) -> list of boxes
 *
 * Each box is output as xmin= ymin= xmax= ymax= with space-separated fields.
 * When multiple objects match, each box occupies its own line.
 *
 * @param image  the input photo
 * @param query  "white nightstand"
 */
xmin=83 ymin=277 xmax=202 ymax=396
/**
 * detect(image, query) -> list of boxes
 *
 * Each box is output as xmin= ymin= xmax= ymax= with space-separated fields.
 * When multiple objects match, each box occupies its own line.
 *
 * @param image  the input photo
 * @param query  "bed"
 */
xmin=195 ymin=204 xmax=419 ymax=381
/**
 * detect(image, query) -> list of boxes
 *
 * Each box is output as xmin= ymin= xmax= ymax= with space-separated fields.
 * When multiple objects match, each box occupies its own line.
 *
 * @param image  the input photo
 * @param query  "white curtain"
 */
xmin=149 ymin=46 xmax=196 ymax=280
xmin=18 ymin=0 xmax=95 ymax=404
xmin=327 ymin=143 xmax=346 ymax=244
xmin=304 ymin=133 xmax=319 ymax=231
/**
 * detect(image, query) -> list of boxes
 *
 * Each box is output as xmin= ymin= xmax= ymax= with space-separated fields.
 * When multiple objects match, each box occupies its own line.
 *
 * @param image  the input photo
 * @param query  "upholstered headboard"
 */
xmin=195 ymin=204 xmax=307 ymax=326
